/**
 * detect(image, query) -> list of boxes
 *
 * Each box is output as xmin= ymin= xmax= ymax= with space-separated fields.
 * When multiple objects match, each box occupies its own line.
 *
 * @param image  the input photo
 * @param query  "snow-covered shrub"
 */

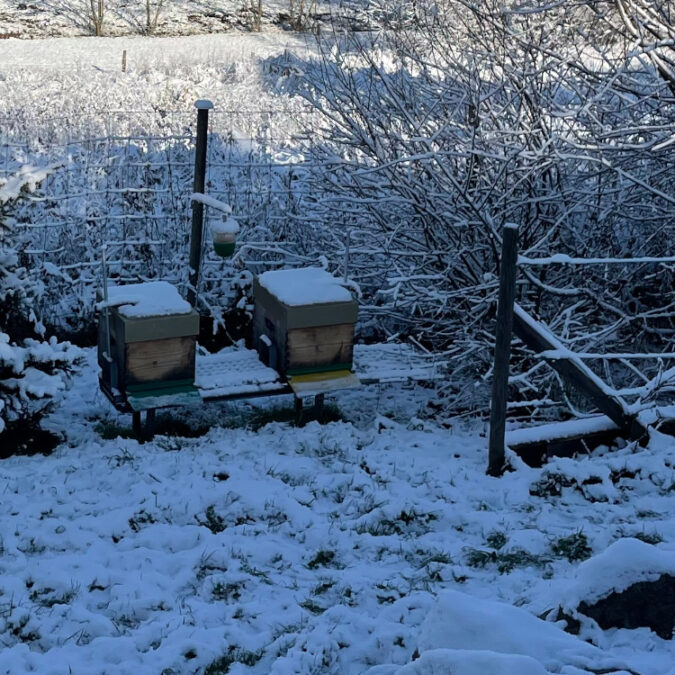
xmin=0 ymin=177 xmax=80 ymax=452
xmin=286 ymin=0 xmax=675 ymax=412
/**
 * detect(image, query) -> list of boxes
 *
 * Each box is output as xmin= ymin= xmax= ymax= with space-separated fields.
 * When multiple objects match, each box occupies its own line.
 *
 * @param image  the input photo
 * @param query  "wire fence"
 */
xmin=1 ymin=107 xmax=329 ymax=336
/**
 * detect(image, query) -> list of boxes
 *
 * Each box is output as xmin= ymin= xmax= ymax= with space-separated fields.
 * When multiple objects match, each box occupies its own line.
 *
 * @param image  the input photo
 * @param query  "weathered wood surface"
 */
xmin=507 ymin=415 xmax=622 ymax=467
xmin=125 ymin=336 xmax=195 ymax=385
xmin=513 ymin=304 xmax=648 ymax=441
xmin=287 ymin=324 xmax=354 ymax=371
xmin=187 ymin=102 xmax=211 ymax=308
xmin=196 ymin=343 xmax=445 ymax=400
xmin=508 ymin=414 xmax=675 ymax=467
xmin=488 ymin=225 xmax=519 ymax=477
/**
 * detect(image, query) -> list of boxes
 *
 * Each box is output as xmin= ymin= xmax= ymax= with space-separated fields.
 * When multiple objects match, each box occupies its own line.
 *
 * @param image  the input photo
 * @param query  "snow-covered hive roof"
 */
xmin=257 ymin=267 xmax=352 ymax=307
xmin=102 ymin=281 xmax=192 ymax=318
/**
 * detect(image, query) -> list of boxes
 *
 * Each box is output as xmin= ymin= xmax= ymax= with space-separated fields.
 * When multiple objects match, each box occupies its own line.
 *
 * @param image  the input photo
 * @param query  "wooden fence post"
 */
xmin=187 ymin=100 xmax=213 ymax=308
xmin=488 ymin=223 xmax=519 ymax=476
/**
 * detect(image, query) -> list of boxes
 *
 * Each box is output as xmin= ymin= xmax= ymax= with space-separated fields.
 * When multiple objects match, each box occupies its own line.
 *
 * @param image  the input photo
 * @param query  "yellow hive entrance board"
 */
xmin=287 ymin=370 xmax=360 ymax=397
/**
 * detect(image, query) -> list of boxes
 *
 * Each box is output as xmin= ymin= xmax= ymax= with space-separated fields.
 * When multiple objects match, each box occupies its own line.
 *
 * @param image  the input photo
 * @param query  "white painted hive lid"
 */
xmin=103 ymin=281 xmax=192 ymax=318
xmin=258 ymin=267 xmax=352 ymax=306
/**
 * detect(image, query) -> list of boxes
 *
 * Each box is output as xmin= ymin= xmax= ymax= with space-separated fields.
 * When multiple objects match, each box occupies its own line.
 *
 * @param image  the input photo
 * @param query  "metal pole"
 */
xmin=488 ymin=223 xmax=519 ymax=477
xmin=187 ymin=99 xmax=213 ymax=308
xmin=101 ymin=244 xmax=117 ymax=389
xmin=343 ymin=229 xmax=351 ymax=283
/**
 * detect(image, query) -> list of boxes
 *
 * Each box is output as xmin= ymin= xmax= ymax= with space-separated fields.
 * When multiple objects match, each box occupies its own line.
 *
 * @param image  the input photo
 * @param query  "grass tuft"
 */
xmin=356 ymin=509 xmax=437 ymax=537
xmin=204 ymin=647 xmax=263 ymax=674
xmin=249 ymin=402 xmax=344 ymax=430
xmin=622 ymin=530 xmax=663 ymax=545
xmin=465 ymin=547 xmax=543 ymax=573
xmin=485 ymin=530 xmax=508 ymax=550
xmin=196 ymin=505 xmax=226 ymax=534
xmin=29 ymin=586 xmax=78 ymax=608
xmin=212 ymin=581 xmax=245 ymax=602
xmin=551 ymin=532 xmax=592 ymax=562
xmin=96 ymin=414 xmax=211 ymax=441
xmin=306 ymin=550 xmax=336 ymax=569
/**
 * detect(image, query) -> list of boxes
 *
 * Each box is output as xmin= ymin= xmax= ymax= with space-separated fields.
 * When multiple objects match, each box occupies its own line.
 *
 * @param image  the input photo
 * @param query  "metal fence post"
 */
xmin=187 ymin=99 xmax=213 ymax=308
xmin=488 ymin=223 xmax=519 ymax=476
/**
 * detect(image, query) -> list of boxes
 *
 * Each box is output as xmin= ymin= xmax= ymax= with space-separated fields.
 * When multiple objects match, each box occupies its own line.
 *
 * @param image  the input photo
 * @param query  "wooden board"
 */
xmin=287 ymin=324 xmax=354 ymax=370
xmin=513 ymin=304 xmax=647 ymax=441
xmin=125 ymin=336 xmax=195 ymax=385
xmin=288 ymin=370 xmax=360 ymax=397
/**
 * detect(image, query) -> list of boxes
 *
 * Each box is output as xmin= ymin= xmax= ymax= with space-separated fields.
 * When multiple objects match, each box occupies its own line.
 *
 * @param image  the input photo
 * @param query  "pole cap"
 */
xmin=194 ymin=100 xmax=214 ymax=110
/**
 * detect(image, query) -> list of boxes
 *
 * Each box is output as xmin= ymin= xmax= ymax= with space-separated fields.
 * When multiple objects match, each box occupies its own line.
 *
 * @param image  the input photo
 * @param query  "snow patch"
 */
xmin=564 ymin=538 xmax=675 ymax=609
xmin=99 ymin=281 xmax=192 ymax=318
xmin=258 ymin=267 xmax=353 ymax=306
xmin=414 ymin=590 xmax=627 ymax=673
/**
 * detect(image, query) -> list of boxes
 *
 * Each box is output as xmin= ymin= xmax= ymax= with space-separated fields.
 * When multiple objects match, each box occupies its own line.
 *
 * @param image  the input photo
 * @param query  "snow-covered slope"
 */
xmin=1 ymin=350 xmax=675 ymax=673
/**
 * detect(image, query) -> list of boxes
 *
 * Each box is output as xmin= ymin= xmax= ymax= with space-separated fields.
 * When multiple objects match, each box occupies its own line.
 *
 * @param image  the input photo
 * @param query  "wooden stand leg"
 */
xmin=314 ymin=393 xmax=325 ymax=414
xmin=294 ymin=397 xmax=303 ymax=426
xmin=488 ymin=224 xmax=518 ymax=477
xmin=145 ymin=409 xmax=156 ymax=441
xmin=132 ymin=411 xmax=142 ymax=438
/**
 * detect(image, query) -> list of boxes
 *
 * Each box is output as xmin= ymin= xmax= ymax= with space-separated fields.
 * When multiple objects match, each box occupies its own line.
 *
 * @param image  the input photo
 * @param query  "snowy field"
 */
xmin=3 ymin=12 xmax=675 ymax=675
xmin=0 ymin=31 xmax=316 ymax=135
xmin=0 ymin=0 xmax=373 ymax=38
xmin=2 ymin=351 xmax=675 ymax=673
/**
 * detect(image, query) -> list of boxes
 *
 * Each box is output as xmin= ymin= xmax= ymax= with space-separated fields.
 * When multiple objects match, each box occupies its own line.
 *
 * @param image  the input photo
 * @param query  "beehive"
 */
xmin=253 ymin=268 xmax=358 ymax=377
xmin=97 ymin=281 xmax=199 ymax=403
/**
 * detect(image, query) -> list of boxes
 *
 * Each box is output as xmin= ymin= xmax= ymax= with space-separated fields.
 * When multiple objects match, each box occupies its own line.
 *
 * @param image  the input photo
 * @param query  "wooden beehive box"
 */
xmin=97 ymin=281 xmax=199 ymax=402
xmin=253 ymin=268 xmax=358 ymax=376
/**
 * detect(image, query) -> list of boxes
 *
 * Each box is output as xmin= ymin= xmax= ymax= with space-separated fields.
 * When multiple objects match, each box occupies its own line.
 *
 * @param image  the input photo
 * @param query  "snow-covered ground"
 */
xmin=2 ymin=17 xmax=675 ymax=675
xmin=0 ymin=0 xmax=372 ymax=39
xmin=0 ymin=32 xmax=315 ymax=138
xmin=2 ymin=349 xmax=675 ymax=673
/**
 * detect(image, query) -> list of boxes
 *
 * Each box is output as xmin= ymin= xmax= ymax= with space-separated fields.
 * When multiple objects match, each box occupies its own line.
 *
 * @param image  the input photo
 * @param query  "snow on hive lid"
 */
xmin=103 ymin=281 xmax=192 ymax=318
xmin=258 ymin=267 xmax=352 ymax=306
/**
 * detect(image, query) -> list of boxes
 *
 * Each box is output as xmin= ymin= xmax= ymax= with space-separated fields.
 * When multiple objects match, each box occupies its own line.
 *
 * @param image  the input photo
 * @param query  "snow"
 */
xmin=563 ymin=538 xmax=675 ymax=608
xmin=390 ymin=649 xmax=550 ymax=675
xmin=354 ymin=343 xmax=446 ymax=384
xmin=190 ymin=193 xmax=232 ymax=216
xmin=1 ymin=349 xmax=675 ymax=673
xmin=258 ymin=267 xmax=353 ymax=306
xmin=0 ymin=164 xmax=61 ymax=204
xmin=195 ymin=343 xmax=444 ymax=399
xmin=210 ymin=216 xmax=240 ymax=236
xmin=519 ymin=254 xmax=675 ymax=266
xmin=506 ymin=416 xmax=619 ymax=446
xmin=0 ymin=0 xmax=371 ymax=39
xmin=412 ymin=590 xmax=627 ymax=673
xmin=196 ymin=345 xmax=285 ymax=398
xmin=99 ymin=281 xmax=192 ymax=318
xmin=3 ymin=366 xmax=69 ymax=399
xmin=1 ymin=11 xmax=675 ymax=675
xmin=513 ymin=303 xmax=622 ymax=400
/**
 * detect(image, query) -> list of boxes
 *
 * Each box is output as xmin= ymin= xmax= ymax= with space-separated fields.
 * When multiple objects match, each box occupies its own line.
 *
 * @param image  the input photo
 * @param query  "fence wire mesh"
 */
xmin=1 ymin=107 xmax=328 ymax=336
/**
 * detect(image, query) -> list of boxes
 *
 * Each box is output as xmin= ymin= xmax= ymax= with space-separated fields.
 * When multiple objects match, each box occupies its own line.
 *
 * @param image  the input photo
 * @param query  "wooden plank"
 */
xmin=287 ymin=324 xmax=353 ymax=350
xmin=513 ymin=304 xmax=647 ymax=441
xmin=511 ymin=427 xmax=625 ymax=468
xmin=125 ymin=336 xmax=195 ymax=385
xmin=488 ymin=224 xmax=519 ymax=477
xmin=287 ymin=344 xmax=353 ymax=369
xmin=287 ymin=324 xmax=353 ymax=370
xmin=288 ymin=370 xmax=360 ymax=396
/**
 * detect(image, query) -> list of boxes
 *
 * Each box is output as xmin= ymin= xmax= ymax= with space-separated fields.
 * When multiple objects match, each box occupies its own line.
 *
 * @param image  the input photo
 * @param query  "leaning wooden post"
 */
xmin=187 ymin=99 xmax=213 ymax=308
xmin=488 ymin=223 xmax=519 ymax=476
